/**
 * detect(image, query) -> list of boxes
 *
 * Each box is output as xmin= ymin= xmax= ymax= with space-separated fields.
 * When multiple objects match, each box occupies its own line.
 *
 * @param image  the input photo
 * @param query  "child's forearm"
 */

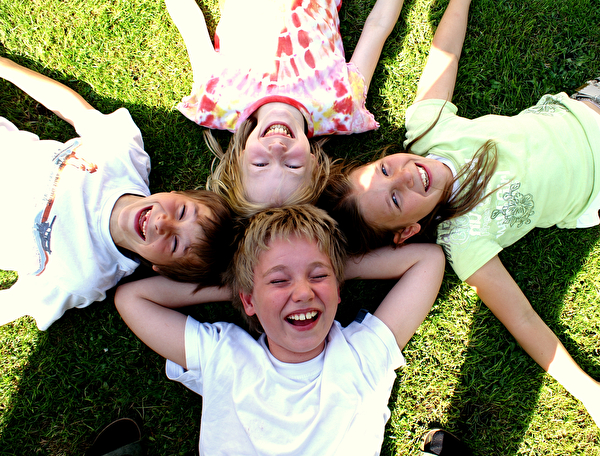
xmin=430 ymin=0 xmax=472 ymax=62
xmin=370 ymin=244 xmax=445 ymax=349
xmin=345 ymin=243 xmax=439 ymax=280
xmin=362 ymin=0 xmax=404 ymax=36
xmin=415 ymin=0 xmax=472 ymax=102
xmin=165 ymin=0 xmax=215 ymax=83
xmin=350 ymin=0 xmax=404 ymax=89
xmin=118 ymin=276 xmax=232 ymax=309
xmin=0 ymin=56 xmax=94 ymax=126
xmin=115 ymin=277 xmax=232 ymax=367
xmin=497 ymin=299 xmax=600 ymax=426
xmin=115 ymin=280 xmax=187 ymax=367
xmin=468 ymin=256 xmax=600 ymax=426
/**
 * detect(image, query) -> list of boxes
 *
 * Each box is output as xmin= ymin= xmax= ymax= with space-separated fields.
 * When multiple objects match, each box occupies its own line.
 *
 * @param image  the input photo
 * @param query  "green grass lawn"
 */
xmin=1 ymin=0 xmax=600 ymax=454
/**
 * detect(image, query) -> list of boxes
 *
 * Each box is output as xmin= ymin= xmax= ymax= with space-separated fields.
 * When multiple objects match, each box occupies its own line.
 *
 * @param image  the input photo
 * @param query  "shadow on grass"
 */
xmin=445 ymin=226 xmax=600 ymax=455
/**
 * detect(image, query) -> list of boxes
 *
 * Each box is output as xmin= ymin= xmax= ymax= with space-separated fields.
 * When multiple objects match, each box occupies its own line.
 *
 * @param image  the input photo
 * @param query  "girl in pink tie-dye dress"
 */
xmin=166 ymin=0 xmax=404 ymax=216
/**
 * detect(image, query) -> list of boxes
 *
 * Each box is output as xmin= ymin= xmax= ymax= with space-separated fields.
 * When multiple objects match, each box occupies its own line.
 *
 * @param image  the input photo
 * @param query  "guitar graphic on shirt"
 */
xmin=33 ymin=140 xmax=98 ymax=275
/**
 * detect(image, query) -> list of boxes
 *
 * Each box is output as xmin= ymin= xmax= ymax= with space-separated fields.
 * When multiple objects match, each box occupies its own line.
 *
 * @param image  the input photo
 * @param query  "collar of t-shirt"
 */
xmin=427 ymin=153 xmax=459 ymax=198
xmin=259 ymin=334 xmax=325 ymax=382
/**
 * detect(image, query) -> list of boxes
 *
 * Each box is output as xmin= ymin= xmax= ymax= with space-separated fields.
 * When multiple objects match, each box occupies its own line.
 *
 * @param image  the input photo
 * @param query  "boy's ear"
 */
xmin=239 ymin=292 xmax=256 ymax=317
xmin=392 ymin=223 xmax=421 ymax=245
xmin=152 ymin=265 xmax=160 ymax=273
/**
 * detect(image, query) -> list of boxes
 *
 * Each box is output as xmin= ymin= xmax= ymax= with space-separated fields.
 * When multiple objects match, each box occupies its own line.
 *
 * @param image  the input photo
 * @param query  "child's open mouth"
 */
xmin=286 ymin=310 xmax=319 ymax=327
xmin=416 ymin=164 xmax=430 ymax=191
xmin=137 ymin=207 xmax=152 ymax=240
xmin=262 ymin=123 xmax=294 ymax=138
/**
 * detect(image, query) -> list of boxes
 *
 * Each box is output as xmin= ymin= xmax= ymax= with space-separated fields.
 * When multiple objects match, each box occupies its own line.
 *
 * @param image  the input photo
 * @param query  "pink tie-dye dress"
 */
xmin=177 ymin=0 xmax=379 ymax=138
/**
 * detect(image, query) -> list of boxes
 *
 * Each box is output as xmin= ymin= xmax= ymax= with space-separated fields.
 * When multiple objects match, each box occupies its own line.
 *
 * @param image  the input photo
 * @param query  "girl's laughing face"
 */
xmin=350 ymin=153 xmax=452 ymax=242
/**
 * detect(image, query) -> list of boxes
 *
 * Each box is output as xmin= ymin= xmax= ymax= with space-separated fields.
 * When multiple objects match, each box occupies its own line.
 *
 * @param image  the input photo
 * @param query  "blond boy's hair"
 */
xmin=229 ymin=204 xmax=347 ymax=333
xmin=204 ymin=122 xmax=331 ymax=218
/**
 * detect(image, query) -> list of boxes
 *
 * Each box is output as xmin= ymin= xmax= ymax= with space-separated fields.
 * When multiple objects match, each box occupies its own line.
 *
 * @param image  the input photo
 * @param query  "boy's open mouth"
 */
xmin=262 ymin=123 xmax=294 ymax=139
xmin=137 ymin=207 xmax=152 ymax=240
xmin=286 ymin=310 xmax=319 ymax=327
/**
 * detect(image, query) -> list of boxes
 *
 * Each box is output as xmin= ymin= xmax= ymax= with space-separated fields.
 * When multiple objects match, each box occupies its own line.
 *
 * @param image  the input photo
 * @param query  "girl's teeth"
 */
xmin=265 ymin=124 xmax=292 ymax=137
xmin=418 ymin=166 xmax=429 ymax=189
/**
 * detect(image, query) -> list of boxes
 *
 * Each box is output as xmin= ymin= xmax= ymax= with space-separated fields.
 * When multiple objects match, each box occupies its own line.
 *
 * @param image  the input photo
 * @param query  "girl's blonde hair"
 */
xmin=204 ymin=119 xmax=331 ymax=218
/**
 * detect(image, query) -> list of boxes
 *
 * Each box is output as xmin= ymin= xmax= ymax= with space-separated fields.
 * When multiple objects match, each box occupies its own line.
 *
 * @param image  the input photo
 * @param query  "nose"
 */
xmin=155 ymin=213 xmax=176 ymax=235
xmin=394 ymin=167 xmax=414 ymax=188
xmin=291 ymin=278 xmax=315 ymax=303
xmin=266 ymin=138 xmax=288 ymax=157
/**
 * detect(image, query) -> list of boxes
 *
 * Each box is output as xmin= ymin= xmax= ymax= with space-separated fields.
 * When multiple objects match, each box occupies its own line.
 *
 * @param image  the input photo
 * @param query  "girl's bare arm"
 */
xmin=414 ymin=0 xmax=472 ymax=102
xmin=349 ymin=0 xmax=404 ymax=90
xmin=467 ymin=255 xmax=600 ymax=427
xmin=165 ymin=0 xmax=216 ymax=83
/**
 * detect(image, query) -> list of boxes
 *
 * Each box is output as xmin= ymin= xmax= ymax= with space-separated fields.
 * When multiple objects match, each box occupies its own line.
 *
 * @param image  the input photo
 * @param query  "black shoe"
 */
xmin=87 ymin=418 xmax=145 ymax=456
xmin=421 ymin=428 xmax=473 ymax=456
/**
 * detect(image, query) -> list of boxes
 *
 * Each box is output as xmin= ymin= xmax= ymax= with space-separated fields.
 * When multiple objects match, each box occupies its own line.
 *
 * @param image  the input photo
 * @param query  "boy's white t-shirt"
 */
xmin=166 ymin=312 xmax=405 ymax=455
xmin=0 ymin=109 xmax=150 ymax=329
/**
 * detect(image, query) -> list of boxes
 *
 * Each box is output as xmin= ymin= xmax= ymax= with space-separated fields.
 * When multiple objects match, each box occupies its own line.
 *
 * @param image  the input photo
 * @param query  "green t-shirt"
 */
xmin=404 ymin=93 xmax=600 ymax=281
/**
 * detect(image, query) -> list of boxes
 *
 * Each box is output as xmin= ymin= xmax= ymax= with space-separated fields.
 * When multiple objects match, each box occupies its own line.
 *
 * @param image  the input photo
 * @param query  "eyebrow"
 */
xmin=262 ymin=261 xmax=332 ymax=277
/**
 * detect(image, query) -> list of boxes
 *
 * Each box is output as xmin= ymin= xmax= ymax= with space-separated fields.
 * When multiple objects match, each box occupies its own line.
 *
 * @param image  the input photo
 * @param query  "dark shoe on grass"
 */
xmin=87 ymin=417 xmax=145 ymax=456
xmin=421 ymin=428 xmax=473 ymax=456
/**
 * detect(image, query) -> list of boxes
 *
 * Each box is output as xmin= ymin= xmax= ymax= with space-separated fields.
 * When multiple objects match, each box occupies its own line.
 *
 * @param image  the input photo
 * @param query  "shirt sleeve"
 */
xmin=74 ymin=108 xmax=144 ymax=148
xmin=404 ymin=99 xmax=460 ymax=155
xmin=343 ymin=312 xmax=405 ymax=380
xmin=0 ymin=276 xmax=103 ymax=330
xmin=166 ymin=317 xmax=242 ymax=396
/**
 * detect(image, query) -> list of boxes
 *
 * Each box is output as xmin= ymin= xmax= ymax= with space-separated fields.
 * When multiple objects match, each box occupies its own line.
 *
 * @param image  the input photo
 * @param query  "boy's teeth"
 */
xmin=139 ymin=209 xmax=151 ymax=239
xmin=288 ymin=310 xmax=318 ymax=321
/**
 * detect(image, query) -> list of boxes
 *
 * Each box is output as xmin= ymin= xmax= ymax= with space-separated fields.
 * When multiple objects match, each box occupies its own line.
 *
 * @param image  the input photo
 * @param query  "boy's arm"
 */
xmin=114 ymin=277 xmax=232 ymax=369
xmin=414 ymin=0 xmax=471 ymax=103
xmin=349 ymin=0 xmax=404 ymax=90
xmin=0 ymin=56 xmax=95 ymax=127
xmin=347 ymin=244 xmax=445 ymax=349
xmin=165 ymin=0 xmax=216 ymax=83
xmin=467 ymin=255 xmax=600 ymax=428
